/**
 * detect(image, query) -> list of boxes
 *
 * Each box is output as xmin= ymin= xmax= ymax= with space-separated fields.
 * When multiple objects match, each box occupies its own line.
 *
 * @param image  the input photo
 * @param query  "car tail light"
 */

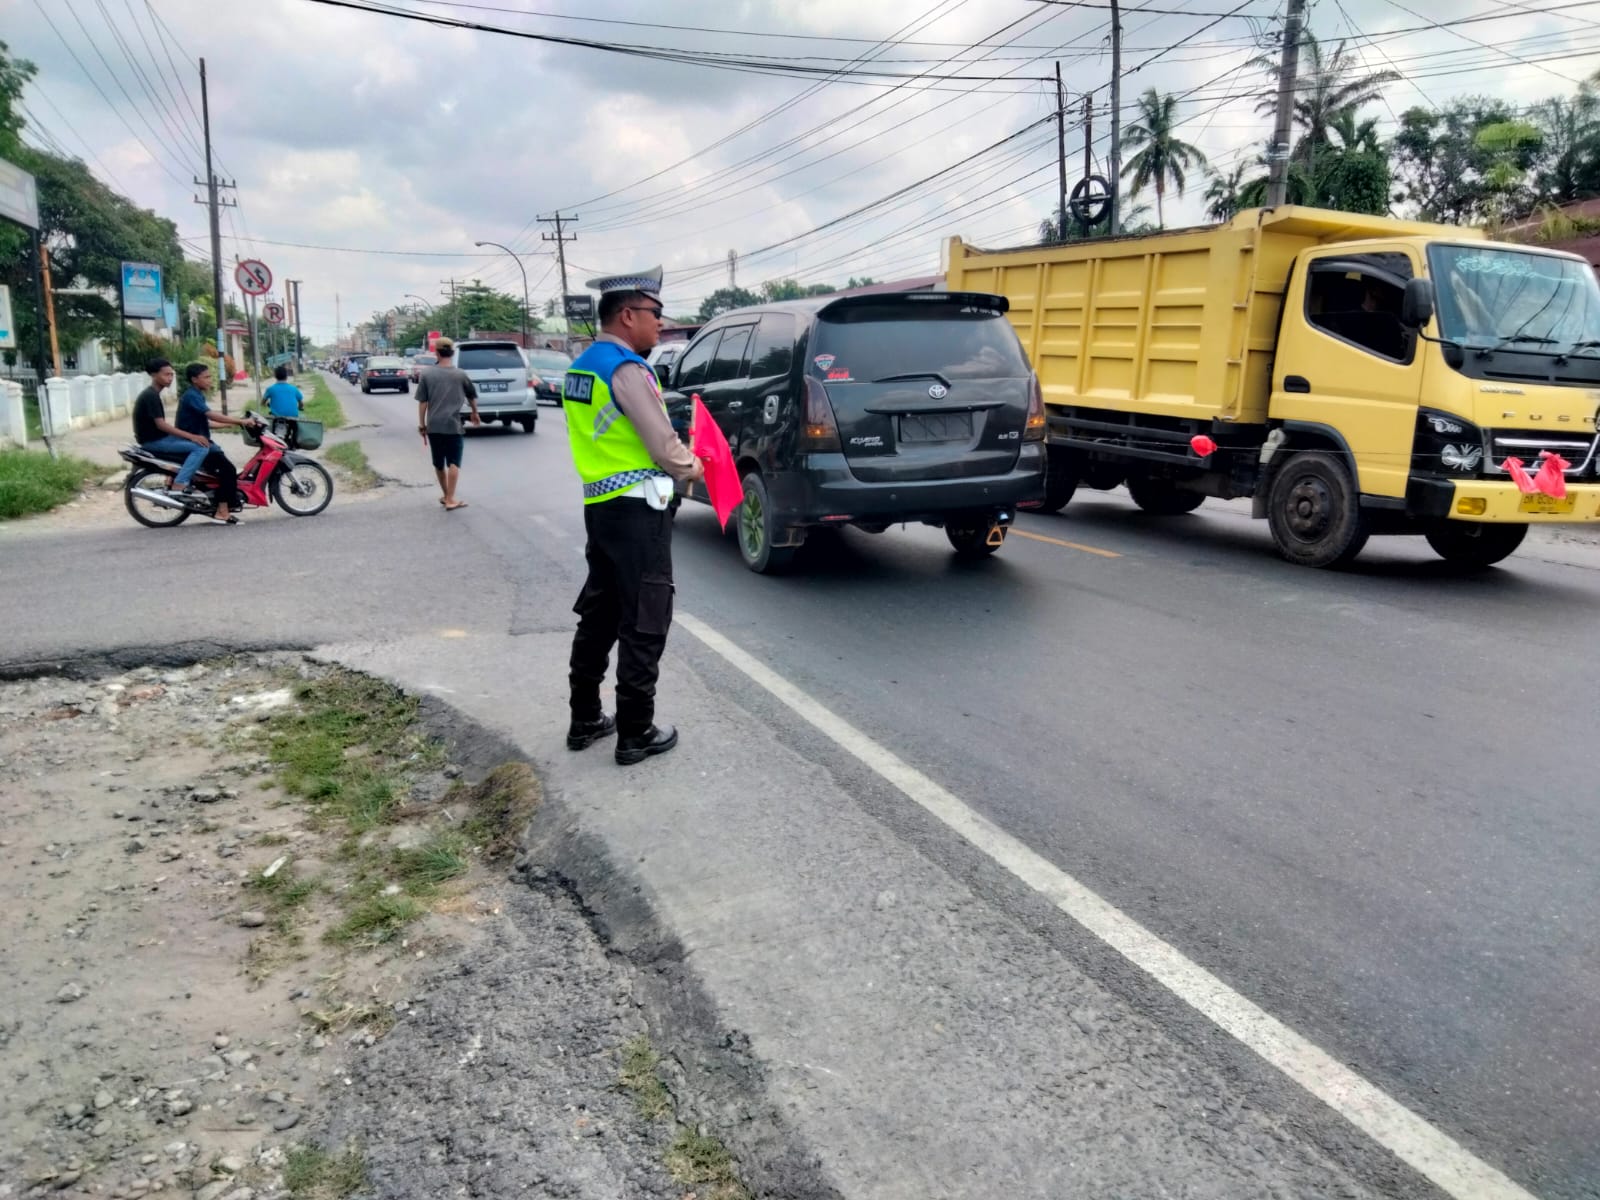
xmin=1024 ymin=372 xmax=1046 ymax=442
xmin=799 ymin=376 xmax=841 ymax=452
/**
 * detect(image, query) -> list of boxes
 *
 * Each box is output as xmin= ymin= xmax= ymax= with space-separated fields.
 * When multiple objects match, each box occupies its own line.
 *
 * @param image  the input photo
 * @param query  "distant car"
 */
xmin=409 ymin=352 xmax=437 ymax=382
xmin=526 ymin=349 xmax=572 ymax=406
xmin=361 ymin=355 xmax=410 ymax=394
xmin=646 ymin=341 xmax=689 ymax=387
xmin=455 ymin=339 xmax=537 ymax=433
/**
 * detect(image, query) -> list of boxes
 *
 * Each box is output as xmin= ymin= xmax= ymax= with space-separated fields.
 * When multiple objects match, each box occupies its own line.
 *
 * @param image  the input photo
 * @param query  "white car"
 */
xmin=454 ymin=340 xmax=537 ymax=433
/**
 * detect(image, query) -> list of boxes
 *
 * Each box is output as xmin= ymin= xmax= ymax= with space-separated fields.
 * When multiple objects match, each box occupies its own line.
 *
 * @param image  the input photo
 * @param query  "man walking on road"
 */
xmin=414 ymin=337 xmax=481 ymax=511
xmin=561 ymin=267 xmax=704 ymax=766
xmin=131 ymin=358 xmax=209 ymax=492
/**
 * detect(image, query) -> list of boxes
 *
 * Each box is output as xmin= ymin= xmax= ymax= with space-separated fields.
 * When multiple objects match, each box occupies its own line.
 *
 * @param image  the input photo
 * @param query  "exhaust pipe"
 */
xmin=128 ymin=486 xmax=193 ymax=511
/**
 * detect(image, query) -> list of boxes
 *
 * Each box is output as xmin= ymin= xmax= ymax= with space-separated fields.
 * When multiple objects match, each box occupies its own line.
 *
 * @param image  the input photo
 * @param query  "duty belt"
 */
xmin=583 ymin=467 xmax=669 ymax=500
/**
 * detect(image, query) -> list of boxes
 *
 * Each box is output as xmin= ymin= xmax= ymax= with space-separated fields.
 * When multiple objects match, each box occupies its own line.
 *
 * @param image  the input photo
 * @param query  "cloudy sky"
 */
xmin=4 ymin=0 xmax=1597 ymax=344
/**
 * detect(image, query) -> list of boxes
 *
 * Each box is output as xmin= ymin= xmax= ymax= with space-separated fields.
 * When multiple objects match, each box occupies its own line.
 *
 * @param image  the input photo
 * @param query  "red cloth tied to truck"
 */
xmin=690 ymin=394 xmax=743 ymax=530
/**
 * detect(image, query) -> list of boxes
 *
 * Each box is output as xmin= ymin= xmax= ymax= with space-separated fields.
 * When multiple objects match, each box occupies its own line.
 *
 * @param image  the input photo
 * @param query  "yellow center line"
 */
xmin=1010 ymin=529 xmax=1123 ymax=558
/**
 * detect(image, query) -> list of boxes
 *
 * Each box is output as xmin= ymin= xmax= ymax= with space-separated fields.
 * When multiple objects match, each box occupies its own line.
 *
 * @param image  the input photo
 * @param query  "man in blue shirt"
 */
xmin=264 ymin=366 xmax=302 ymax=418
xmin=177 ymin=362 xmax=258 ymax=524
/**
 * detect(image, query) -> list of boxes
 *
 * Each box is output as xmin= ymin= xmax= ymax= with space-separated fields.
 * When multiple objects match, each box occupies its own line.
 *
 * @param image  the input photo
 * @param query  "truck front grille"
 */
xmin=1484 ymin=429 xmax=1598 ymax=478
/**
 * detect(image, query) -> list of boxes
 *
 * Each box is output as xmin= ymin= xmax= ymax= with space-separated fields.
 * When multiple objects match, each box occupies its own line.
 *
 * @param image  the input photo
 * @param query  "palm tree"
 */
xmin=1204 ymin=163 xmax=1248 ymax=222
xmin=1120 ymin=88 xmax=1208 ymax=228
xmin=1252 ymin=30 xmax=1396 ymax=173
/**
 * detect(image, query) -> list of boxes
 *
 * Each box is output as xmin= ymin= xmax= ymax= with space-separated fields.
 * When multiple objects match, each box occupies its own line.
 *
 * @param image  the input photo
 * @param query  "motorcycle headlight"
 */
xmin=1414 ymin=408 xmax=1484 ymax=475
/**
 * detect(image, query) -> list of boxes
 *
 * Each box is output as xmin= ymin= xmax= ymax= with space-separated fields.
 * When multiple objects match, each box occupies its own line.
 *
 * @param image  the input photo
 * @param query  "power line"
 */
xmin=90 ymin=0 xmax=207 ymax=163
xmin=1372 ymin=0 xmax=1585 ymax=84
xmin=121 ymin=0 xmax=209 ymax=158
xmin=27 ymin=0 xmax=193 ymax=188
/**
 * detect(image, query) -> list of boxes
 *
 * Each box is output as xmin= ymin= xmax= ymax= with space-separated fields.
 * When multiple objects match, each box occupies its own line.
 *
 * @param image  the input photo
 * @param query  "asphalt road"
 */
xmin=4 ymin=372 xmax=1596 ymax=1198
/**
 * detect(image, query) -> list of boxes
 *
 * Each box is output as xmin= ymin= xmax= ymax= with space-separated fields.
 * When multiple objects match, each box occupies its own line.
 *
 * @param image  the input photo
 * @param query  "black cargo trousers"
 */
xmin=569 ymin=496 xmax=677 ymax=737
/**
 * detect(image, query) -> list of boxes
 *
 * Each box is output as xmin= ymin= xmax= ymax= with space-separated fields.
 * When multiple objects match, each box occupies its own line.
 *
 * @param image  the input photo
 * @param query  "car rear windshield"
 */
xmin=812 ymin=303 xmax=1026 ymax=381
xmin=528 ymin=352 xmax=571 ymax=371
xmin=369 ymin=357 xmax=403 ymax=368
xmin=458 ymin=346 xmax=525 ymax=370
xmin=414 ymin=354 xmax=437 ymax=365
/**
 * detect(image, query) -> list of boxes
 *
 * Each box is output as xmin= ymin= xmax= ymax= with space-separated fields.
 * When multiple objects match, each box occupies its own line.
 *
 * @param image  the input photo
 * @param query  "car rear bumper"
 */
xmin=364 ymin=378 xmax=408 ymax=389
xmin=1405 ymin=476 xmax=1600 ymax=523
xmin=763 ymin=445 xmax=1045 ymax=524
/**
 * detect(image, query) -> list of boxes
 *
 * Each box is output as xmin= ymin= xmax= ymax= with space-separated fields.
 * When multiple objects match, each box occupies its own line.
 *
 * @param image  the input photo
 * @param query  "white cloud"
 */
xmin=7 ymin=0 xmax=1597 ymax=339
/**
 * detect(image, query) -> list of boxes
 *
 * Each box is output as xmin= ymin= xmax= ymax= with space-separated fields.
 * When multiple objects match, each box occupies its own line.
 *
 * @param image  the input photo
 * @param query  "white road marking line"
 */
xmin=674 ymin=611 xmax=1539 ymax=1200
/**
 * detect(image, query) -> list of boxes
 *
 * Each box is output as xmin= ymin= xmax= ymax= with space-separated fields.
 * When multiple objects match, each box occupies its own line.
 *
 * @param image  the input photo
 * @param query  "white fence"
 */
xmin=0 ymin=371 xmax=142 ymax=448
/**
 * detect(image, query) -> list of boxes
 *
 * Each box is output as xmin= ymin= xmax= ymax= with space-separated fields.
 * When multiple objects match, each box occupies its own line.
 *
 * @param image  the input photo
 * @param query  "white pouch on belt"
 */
xmin=644 ymin=475 xmax=674 ymax=511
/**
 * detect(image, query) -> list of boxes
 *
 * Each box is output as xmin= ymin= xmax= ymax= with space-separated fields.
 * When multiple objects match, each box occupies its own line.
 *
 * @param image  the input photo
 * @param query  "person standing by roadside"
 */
xmin=176 ymin=362 xmax=257 ymax=525
xmin=562 ymin=267 xmax=704 ymax=766
xmin=414 ymin=336 xmax=481 ymax=511
xmin=130 ymin=358 xmax=210 ymax=493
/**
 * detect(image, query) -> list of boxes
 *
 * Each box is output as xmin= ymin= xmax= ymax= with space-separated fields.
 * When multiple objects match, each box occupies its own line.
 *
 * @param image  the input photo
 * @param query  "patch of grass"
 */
xmin=304 ymin=997 xmax=397 ymax=1036
xmin=0 ymin=448 xmax=102 ymax=520
xmin=392 ymin=831 xmax=469 ymax=895
xmin=248 ymin=867 xmax=319 ymax=913
xmin=324 ymin=440 xmax=377 ymax=489
xmin=324 ymin=893 xmax=425 ymax=947
xmin=665 ymin=1129 xmax=749 ymax=1199
xmin=618 ymin=1035 xmax=672 ymax=1121
xmin=457 ymin=763 xmax=542 ymax=861
xmin=284 ymin=1144 xmax=367 ymax=1200
xmin=298 ymin=374 xmax=346 ymax=429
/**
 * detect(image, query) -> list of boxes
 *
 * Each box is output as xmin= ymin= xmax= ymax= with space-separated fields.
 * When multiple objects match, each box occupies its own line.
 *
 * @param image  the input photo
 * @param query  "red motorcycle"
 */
xmin=120 ymin=413 xmax=334 ymax=527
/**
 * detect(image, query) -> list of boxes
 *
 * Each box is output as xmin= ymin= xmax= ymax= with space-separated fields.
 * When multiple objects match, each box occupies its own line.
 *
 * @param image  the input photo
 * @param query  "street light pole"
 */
xmin=404 ymin=293 xmax=434 ymax=314
xmin=474 ymin=241 xmax=530 ymax=349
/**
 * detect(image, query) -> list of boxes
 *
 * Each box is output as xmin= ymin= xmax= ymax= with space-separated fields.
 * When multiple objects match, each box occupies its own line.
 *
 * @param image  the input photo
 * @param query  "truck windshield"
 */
xmin=1428 ymin=244 xmax=1600 ymax=352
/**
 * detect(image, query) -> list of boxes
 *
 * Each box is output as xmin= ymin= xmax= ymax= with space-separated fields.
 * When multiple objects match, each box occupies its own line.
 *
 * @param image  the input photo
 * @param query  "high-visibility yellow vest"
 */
xmin=562 ymin=341 xmax=669 ymax=504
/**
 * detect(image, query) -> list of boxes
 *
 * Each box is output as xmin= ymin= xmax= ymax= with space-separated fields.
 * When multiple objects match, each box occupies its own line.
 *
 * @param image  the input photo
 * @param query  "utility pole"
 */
xmin=1267 ymin=0 xmax=1306 ymax=208
xmin=194 ymin=58 xmax=237 ymax=413
xmin=440 ymin=278 xmax=460 ymax=337
xmin=539 ymin=212 xmax=578 ymax=329
xmin=38 ymin=242 xmax=62 ymax=375
xmin=727 ymin=249 xmax=737 ymax=289
xmin=1054 ymin=64 xmax=1068 ymax=241
xmin=288 ymin=279 xmax=305 ymax=373
xmin=1109 ymin=0 xmax=1122 ymax=235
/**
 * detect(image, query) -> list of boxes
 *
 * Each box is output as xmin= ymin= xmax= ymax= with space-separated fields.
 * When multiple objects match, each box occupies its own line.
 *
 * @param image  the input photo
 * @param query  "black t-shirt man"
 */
xmin=132 ymin=384 xmax=166 ymax=444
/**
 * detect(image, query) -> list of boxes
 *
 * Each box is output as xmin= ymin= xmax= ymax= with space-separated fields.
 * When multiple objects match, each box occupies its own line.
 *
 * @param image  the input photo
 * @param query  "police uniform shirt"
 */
xmin=595 ymin=332 xmax=699 ymax=482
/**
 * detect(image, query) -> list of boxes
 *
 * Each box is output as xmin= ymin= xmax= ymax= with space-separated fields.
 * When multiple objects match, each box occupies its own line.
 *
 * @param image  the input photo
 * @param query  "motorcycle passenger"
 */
xmin=131 ymin=357 xmax=210 ymax=490
xmin=177 ymin=362 xmax=259 ymax=526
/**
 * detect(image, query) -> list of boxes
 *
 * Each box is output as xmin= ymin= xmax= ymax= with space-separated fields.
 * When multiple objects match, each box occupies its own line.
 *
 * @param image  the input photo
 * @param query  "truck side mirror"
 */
xmin=1401 ymin=278 xmax=1435 ymax=330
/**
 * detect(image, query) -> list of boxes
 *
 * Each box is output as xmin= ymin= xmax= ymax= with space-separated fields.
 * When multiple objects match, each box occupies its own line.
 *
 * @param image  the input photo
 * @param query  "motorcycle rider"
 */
xmin=176 ymin=362 xmax=260 ymax=525
xmin=130 ymin=357 xmax=210 ymax=490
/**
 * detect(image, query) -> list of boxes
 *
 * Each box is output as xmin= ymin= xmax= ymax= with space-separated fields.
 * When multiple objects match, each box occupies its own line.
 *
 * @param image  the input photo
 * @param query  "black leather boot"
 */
xmin=566 ymin=713 xmax=617 ymax=751
xmin=615 ymin=724 xmax=678 ymax=765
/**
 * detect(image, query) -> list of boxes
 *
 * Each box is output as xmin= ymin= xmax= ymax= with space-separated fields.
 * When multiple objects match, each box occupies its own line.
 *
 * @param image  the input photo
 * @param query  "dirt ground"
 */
xmin=0 ymin=656 xmax=710 ymax=1200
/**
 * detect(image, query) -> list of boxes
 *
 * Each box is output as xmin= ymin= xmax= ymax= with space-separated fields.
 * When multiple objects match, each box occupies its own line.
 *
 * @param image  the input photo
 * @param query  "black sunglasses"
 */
xmin=627 ymin=305 xmax=665 ymax=320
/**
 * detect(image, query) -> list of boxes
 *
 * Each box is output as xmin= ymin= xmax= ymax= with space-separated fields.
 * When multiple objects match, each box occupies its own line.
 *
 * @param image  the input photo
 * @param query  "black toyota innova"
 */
xmin=666 ymin=290 xmax=1046 ymax=572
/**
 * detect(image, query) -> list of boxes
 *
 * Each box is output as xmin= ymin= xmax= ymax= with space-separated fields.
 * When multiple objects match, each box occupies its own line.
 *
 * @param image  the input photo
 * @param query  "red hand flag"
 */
xmin=1533 ymin=452 xmax=1570 ymax=499
xmin=690 ymin=395 xmax=743 ymax=530
xmin=1501 ymin=456 xmax=1537 ymax=494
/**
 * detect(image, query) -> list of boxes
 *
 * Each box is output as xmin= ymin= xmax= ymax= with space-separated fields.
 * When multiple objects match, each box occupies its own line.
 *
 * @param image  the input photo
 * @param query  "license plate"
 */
xmin=899 ymin=412 xmax=972 ymax=443
xmin=481 ymin=381 xmax=509 ymax=393
xmin=1519 ymin=494 xmax=1575 ymax=514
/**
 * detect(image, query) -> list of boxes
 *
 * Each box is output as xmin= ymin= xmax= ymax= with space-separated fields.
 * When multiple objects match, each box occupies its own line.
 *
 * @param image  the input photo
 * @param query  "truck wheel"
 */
xmin=1127 ymin=476 xmax=1205 ymax=515
xmin=737 ymin=472 xmax=798 ymax=574
xmin=1266 ymin=451 xmax=1369 ymax=567
xmin=1424 ymin=522 xmax=1526 ymax=568
xmin=1040 ymin=447 xmax=1078 ymax=514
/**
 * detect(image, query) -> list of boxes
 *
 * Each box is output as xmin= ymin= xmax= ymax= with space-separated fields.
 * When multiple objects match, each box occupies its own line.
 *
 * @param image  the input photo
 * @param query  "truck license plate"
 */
xmin=1518 ymin=494 xmax=1575 ymax=514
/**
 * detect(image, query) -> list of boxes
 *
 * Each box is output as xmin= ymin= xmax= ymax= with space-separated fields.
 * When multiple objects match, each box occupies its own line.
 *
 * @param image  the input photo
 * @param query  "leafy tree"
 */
xmin=1531 ymin=86 xmax=1600 ymax=204
xmin=696 ymin=286 xmax=759 ymax=322
xmin=846 ymin=276 xmax=877 ymax=288
xmin=1251 ymin=31 xmax=1396 ymax=182
xmin=1204 ymin=164 xmax=1248 ymax=222
xmin=1120 ymin=88 xmax=1207 ymax=228
xmin=1392 ymin=98 xmax=1538 ymax=224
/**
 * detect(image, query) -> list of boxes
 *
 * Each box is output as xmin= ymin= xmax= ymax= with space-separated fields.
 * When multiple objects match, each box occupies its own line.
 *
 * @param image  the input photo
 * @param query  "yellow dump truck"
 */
xmin=944 ymin=206 xmax=1600 ymax=567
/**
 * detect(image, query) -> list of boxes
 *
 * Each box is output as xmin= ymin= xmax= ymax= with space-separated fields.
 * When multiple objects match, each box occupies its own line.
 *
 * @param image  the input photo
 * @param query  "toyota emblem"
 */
xmin=927 ymin=383 xmax=948 ymax=399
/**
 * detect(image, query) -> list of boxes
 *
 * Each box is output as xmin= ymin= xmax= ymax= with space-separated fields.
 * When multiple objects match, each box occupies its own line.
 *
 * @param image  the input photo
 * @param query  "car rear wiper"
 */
xmin=1474 ymin=335 xmax=1560 ymax=358
xmin=872 ymin=371 xmax=951 ymax=387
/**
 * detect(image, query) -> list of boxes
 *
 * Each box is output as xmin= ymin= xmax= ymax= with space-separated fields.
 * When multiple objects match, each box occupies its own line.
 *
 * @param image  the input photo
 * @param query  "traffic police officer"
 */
xmin=562 ymin=267 xmax=704 ymax=765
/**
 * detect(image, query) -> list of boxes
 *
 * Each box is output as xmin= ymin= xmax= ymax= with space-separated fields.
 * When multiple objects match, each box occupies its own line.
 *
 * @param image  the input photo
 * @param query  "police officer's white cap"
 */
xmin=585 ymin=266 xmax=663 ymax=297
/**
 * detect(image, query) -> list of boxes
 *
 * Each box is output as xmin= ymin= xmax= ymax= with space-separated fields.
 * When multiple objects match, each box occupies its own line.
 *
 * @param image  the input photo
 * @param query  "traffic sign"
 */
xmin=235 ymin=259 xmax=272 ymax=296
xmin=263 ymin=301 xmax=286 ymax=325
xmin=563 ymin=294 xmax=595 ymax=322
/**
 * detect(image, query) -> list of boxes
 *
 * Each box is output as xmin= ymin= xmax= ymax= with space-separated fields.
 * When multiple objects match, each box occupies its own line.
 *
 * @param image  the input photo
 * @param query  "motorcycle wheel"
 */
xmin=124 ymin=465 xmax=194 ymax=528
xmin=270 ymin=461 xmax=334 ymax=516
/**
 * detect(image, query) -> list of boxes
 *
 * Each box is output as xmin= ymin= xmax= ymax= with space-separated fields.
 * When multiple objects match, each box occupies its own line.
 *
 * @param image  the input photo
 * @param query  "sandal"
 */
xmin=444 ymin=501 xmax=469 ymax=511
xmin=207 ymin=514 xmax=240 ymax=525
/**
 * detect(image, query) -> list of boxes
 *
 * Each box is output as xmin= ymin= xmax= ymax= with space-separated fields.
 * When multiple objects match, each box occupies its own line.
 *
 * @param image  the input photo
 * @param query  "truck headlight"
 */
xmin=1440 ymin=444 xmax=1483 ymax=471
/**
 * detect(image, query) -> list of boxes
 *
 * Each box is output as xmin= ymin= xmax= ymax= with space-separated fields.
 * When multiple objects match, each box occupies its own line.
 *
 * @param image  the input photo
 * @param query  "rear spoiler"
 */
xmin=814 ymin=290 xmax=1008 ymax=318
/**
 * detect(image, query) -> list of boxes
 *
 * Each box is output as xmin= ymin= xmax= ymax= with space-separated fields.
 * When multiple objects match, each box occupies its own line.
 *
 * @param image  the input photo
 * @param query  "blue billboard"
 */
xmin=120 ymin=261 xmax=164 ymax=321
